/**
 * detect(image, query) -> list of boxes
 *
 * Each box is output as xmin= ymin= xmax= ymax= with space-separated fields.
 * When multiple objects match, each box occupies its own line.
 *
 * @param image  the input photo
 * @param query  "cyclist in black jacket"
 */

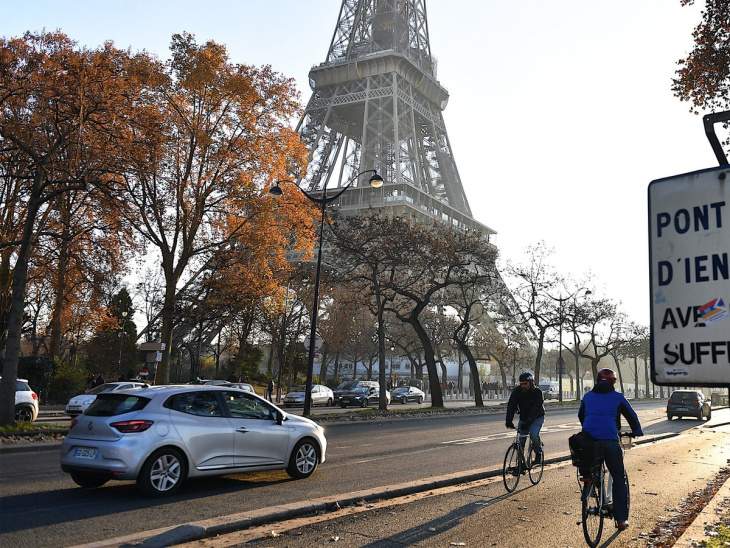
xmin=505 ymin=372 xmax=545 ymax=463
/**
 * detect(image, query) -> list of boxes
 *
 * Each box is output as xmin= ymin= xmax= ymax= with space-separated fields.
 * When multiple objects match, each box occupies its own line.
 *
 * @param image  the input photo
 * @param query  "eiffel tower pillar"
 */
xmin=297 ymin=0 xmax=495 ymax=237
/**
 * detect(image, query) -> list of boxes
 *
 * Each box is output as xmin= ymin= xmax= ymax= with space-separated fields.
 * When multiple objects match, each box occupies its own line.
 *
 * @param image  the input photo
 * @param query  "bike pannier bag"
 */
xmin=568 ymin=431 xmax=601 ymax=468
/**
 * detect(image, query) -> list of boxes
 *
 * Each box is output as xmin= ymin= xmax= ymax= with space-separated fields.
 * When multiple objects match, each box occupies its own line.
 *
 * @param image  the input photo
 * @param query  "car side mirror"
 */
xmin=275 ymin=410 xmax=284 ymax=425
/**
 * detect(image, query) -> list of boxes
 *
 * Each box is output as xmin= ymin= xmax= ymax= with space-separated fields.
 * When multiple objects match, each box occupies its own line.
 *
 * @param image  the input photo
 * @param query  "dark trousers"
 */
xmin=600 ymin=439 xmax=628 ymax=522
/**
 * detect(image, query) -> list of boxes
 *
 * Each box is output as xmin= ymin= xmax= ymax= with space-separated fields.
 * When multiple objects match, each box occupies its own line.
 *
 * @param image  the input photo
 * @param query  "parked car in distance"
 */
xmin=333 ymin=380 xmax=359 ymax=405
xmin=538 ymin=381 xmax=559 ymax=400
xmin=340 ymin=384 xmax=390 ymax=408
xmin=283 ymin=384 xmax=334 ymax=407
xmin=390 ymin=385 xmax=425 ymax=404
xmin=667 ymin=390 xmax=711 ymax=421
xmin=60 ymin=384 xmax=327 ymax=497
xmin=65 ymin=381 xmax=147 ymax=417
xmin=0 ymin=376 xmax=39 ymax=422
xmin=228 ymin=382 xmax=255 ymax=393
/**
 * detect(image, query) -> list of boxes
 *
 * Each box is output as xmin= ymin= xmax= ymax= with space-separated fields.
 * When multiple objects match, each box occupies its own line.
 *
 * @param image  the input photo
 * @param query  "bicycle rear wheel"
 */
xmin=528 ymin=441 xmax=544 ymax=485
xmin=502 ymin=443 xmax=521 ymax=492
xmin=582 ymin=476 xmax=604 ymax=547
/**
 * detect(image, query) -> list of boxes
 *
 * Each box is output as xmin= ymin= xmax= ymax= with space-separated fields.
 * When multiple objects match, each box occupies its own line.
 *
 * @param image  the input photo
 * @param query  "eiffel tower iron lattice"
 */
xmin=297 ymin=0 xmax=495 ymax=237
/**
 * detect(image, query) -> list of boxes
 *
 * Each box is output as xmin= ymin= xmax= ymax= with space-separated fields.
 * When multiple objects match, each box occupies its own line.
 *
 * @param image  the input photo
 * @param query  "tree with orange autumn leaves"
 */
xmin=112 ymin=32 xmax=311 ymax=384
xmin=673 ymin=0 xmax=730 ymax=119
xmin=0 ymin=31 xmax=158 ymax=425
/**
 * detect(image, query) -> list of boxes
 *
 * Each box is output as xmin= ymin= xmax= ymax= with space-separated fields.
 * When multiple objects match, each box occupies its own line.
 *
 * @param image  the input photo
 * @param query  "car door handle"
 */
xmin=235 ymin=427 xmax=250 ymax=434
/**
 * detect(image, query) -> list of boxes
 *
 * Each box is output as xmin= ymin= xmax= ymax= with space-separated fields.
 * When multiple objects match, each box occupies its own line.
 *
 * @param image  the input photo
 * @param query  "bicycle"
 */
xmin=502 ymin=429 xmax=544 ymax=492
xmin=579 ymin=431 xmax=634 ymax=547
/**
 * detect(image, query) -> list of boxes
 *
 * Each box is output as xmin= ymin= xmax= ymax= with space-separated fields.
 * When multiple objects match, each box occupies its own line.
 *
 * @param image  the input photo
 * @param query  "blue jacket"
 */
xmin=578 ymin=382 xmax=643 ymax=440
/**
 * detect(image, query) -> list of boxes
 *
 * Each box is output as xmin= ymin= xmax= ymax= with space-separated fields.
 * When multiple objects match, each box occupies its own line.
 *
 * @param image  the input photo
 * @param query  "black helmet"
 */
xmin=518 ymin=372 xmax=534 ymax=382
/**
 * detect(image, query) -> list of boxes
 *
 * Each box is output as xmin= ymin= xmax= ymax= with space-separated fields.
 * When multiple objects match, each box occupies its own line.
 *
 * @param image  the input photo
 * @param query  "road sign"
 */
xmin=305 ymin=334 xmax=323 ymax=352
xmin=648 ymin=165 xmax=730 ymax=386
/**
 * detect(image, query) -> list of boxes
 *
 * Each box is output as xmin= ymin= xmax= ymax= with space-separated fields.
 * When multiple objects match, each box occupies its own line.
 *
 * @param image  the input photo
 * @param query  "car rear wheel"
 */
xmin=286 ymin=438 xmax=320 ymax=479
xmin=667 ymin=413 xmax=673 ymax=420
xmin=137 ymin=447 xmax=186 ymax=497
xmin=70 ymin=472 xmax=109 ymax=489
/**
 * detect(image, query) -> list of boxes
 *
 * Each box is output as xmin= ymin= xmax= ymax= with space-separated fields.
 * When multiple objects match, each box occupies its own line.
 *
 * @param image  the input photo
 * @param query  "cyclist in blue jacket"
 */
xmin=578 ymin=368 xmax=643 ymax=532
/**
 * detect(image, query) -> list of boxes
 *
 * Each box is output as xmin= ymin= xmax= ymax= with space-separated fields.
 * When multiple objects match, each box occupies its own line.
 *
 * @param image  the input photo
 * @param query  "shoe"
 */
xmin=533 ymin=453 xmax=542 ymax=464
xmin=615 ymin=520 xmax=629 ymax=531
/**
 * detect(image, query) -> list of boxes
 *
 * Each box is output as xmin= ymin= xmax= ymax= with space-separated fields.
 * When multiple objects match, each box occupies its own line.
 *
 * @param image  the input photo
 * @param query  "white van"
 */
xmin=538 ymin=381 xmax=559 ymax=400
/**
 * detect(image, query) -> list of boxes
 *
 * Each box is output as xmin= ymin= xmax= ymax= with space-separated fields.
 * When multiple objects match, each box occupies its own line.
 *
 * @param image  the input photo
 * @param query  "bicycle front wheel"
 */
xmin=502 ymin=443 xmax=521 ymax=492
xmin=528 ymin=442 xmax=544 ymax=485
xmin=582 ymin=478 xmax=604 ymax=547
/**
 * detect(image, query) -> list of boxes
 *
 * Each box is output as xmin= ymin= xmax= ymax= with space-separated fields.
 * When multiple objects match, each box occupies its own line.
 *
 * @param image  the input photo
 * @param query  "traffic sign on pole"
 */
xmin=648 ymin=165 xmax=730 ymax=386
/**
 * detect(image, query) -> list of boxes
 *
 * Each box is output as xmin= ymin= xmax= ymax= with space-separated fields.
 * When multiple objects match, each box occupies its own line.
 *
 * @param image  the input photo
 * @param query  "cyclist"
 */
xmin=505 ymin=372 xmax=545 ymax=464
xmin=578 ymin=367 xmax=643 ymax=532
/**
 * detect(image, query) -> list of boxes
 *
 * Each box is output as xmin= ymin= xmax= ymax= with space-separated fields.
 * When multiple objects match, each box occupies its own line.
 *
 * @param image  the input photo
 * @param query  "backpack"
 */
xmin=568 ymin=431 xmax=602 ymax=468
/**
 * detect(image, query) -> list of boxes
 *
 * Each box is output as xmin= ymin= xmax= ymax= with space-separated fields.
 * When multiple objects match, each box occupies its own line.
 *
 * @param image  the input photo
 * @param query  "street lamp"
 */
xmin=269 ymin=170 xmax=384 ymax=415
xmin=550 ymin=289 xmax=591 ymax=402
xmin=117 ymin=310 xmax=128 ymax=378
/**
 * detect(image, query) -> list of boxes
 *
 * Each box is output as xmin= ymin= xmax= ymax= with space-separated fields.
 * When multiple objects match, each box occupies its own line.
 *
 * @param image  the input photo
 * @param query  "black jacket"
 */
xmin=506 ymin=385 xmax=545 ymax=424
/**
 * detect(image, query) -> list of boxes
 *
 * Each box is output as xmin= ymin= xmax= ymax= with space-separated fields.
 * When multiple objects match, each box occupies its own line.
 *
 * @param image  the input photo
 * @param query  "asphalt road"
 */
xmin=0 ymin=401 xmax=707 ymax=547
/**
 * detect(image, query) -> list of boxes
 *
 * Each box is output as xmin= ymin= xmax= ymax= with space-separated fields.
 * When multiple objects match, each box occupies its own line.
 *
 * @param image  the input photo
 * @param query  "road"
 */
xmin=0 ymin=401 xmax=709 ymax=547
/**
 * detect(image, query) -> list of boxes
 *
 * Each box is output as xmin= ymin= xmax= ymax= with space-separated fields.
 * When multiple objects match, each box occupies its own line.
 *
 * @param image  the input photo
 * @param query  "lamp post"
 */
xmin=117 ymin=310 xmax=128 ymax=378
xmin=269 ymin=170 xmax=384 ymax=415
xmin=549 ymin=289 xmax=591 ymax=402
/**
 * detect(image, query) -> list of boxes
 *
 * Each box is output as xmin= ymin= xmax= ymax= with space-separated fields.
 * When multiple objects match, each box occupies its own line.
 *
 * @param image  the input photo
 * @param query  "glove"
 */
xmin=506 ymin=421 xmax=515 ymax=429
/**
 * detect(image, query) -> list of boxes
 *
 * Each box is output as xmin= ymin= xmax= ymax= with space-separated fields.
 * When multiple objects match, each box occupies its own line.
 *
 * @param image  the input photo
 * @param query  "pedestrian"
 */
xmin=578 ymin=368 xmax=643 ymax=532
xmin=267 ymin=379 xmax=275 ymax=402
xmin=505 ymin=372 xmax=545 ymax=464
xmin=94 ymin=373 xmax=105 ymax=387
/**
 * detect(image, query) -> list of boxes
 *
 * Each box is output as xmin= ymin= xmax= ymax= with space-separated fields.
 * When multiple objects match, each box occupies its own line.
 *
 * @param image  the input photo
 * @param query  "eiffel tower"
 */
xmin=297 ymin=0 xmax=495 ymax=237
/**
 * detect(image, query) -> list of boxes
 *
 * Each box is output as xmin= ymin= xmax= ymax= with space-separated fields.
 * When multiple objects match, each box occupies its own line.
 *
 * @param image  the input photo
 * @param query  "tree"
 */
xmin=673 ymin=1 xmax=730 ymax=119
xmin=115 ymin=33 xmax=308 ymax=384
xmin=0 ymin=32 xmax=154 ymax=425
xmin=331 ymin=213 xmax=499 ymax=408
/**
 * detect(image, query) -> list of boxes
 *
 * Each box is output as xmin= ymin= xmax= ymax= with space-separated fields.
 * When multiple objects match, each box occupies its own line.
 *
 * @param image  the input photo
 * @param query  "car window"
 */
xmin=86 ymin=394 xmax=149 ymax=416
xmin=222 ymin=391 xmax=275 ymax=420
xmin=15 ymin=380 xmax=31 ymax=391
xmin=167 ymin=391 xmax=223 ymax=417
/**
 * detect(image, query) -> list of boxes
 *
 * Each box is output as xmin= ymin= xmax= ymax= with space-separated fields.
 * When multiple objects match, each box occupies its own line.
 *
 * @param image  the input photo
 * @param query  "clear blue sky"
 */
xmin=2 ymin=0 xmax=712 ymax=326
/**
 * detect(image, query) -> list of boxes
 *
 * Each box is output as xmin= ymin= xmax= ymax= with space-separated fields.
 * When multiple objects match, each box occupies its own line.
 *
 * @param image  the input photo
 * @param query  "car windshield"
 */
xmin=336 ymin=382 xmax=356 ymax=391
xmin=86 ymin=383 xmax=123 ymax=395
xmin=392 ymin=388 xmax=406 ymax=394
xmin=291 ymin=386 xmax=306 ymax=393
xmin=350 ymin=387 xmax=369 ymax=394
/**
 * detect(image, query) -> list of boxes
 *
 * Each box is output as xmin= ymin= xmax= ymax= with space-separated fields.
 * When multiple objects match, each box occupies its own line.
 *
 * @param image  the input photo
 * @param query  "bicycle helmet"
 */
xmin=596 ymin=368 xmax=617 ymax=384
xmin=518 ymin=372 xmax=534 ymax=382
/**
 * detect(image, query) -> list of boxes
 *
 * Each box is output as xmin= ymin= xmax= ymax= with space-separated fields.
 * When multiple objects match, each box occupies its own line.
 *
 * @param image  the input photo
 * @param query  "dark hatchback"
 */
xmin=666 ymin=390 xmax=711 ymax=421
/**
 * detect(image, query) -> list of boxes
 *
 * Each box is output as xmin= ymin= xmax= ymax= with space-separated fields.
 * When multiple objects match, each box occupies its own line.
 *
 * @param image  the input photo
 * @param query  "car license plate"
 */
xmin=677 ymin=407 xmax=689 ymax=411
xmin=68 ymin=406 xmax=81 ymax=411
xmin=74 ymin=447 xmax=98 ymax=459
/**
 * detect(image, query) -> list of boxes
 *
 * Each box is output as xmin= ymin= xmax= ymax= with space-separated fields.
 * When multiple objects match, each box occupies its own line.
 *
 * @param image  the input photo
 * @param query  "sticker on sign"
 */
xmin=648 ymin=165 xmax=730 ymax=386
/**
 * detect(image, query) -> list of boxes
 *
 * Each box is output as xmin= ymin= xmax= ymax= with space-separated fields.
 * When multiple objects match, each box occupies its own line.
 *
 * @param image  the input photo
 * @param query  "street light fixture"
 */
xmin=550 ymin=289 xmax=591 ymax=402
xmin=269 ymin=170 xmax=384 ymax=415
xmin=118 ymin=310 xmax=129 ymax=378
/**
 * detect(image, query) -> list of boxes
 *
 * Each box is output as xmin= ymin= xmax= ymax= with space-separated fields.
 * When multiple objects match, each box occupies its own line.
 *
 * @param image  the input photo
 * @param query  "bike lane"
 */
xmin=163 ymin=424 xmax=730 ymax=548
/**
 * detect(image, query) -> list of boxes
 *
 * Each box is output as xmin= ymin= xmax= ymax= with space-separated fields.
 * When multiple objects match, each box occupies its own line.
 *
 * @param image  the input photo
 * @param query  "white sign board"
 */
xmin=649 ymin=166 xmax=730 ymax=386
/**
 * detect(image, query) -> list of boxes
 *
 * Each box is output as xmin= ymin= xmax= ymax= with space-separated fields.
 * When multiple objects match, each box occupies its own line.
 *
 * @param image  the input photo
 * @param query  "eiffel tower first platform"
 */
xmin=297 ymin=0 xmax=496 ymax=239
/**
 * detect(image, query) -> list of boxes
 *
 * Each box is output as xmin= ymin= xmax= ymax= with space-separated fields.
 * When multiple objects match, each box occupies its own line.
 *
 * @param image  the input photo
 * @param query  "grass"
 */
xmin=704 ymin=523 xmax=730 ymax=547
xmin=0 ymin=421 xmax=68 ymax=436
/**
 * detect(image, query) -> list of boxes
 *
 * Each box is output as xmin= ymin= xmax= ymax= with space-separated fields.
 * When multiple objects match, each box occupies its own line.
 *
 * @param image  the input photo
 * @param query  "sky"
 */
xmin=2 ymin=0 xmax=715 ymax=327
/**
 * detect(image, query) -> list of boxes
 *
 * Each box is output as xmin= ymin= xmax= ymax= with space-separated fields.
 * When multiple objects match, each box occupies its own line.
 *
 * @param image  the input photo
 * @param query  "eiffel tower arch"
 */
xmin=297 ymin=0 xmax=495 ymax=237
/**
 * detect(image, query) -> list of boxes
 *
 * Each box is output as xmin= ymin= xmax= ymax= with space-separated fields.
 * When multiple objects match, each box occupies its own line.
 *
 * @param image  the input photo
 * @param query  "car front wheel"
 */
xmin=14 ymin=406 xmax=34 ymax=422
xmin=417 ymin=396 xmax=423 ymax=404
xmin=286 ymin=438 xmax=320 ymax=479
xmin=361 ymin=398 xmax=368 ymax=407
xmin=326 ymin=397 xmax=333 ymax=406
xmin=137 ymin=447 xmax=186 ymax=497
xmin=705 ymin=407 xmax=712 ymax=420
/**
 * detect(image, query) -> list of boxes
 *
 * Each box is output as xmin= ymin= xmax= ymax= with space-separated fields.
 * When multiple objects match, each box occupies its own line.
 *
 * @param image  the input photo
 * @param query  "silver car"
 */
xmin=283 ymin=384 xmax=334 ymax=408
xmin=60 ymin=385 xmax=327 ymax=497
